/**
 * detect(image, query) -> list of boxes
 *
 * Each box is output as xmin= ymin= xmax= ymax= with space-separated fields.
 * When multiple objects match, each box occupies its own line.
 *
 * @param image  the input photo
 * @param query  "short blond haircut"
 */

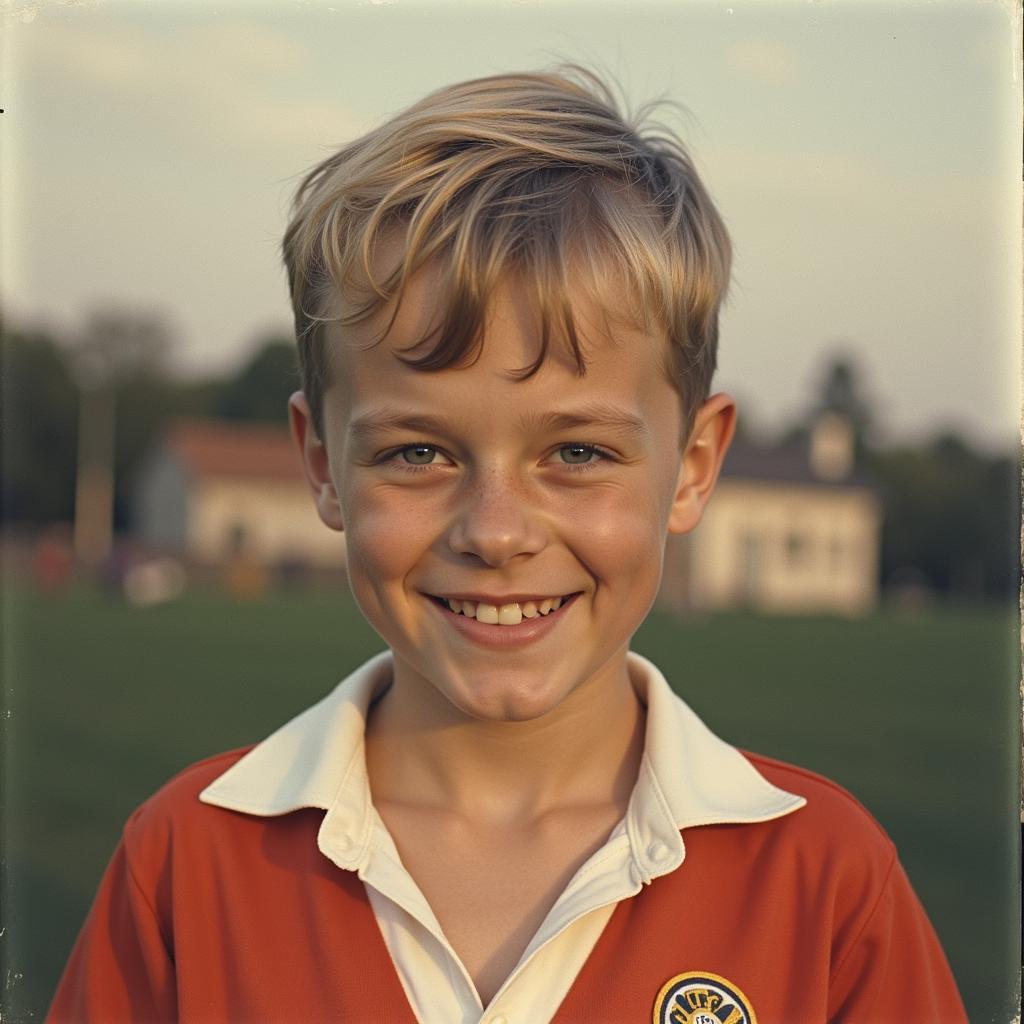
xmin=282 ymin=64 xmax=732 ymax=444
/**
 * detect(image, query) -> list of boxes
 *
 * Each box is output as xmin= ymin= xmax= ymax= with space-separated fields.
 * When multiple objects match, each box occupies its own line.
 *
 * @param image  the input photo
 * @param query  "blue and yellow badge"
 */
xmin=652 ymin=971 xmax=757 ymax=1024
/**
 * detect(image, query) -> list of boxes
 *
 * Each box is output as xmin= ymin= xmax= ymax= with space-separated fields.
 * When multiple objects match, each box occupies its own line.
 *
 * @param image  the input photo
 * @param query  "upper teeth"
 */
xmin=442 ymin=596 xmax=567 ymax=625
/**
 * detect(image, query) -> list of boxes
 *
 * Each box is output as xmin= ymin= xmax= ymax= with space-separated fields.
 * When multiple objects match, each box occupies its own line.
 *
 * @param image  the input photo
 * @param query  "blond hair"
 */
xmin=282 ymin=64 xmax=732 ymax=443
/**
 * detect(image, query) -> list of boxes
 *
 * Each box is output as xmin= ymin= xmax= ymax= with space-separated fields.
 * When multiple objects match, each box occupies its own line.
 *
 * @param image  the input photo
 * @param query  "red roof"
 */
xmin=164 ymin=419 xmax=304 ymax=481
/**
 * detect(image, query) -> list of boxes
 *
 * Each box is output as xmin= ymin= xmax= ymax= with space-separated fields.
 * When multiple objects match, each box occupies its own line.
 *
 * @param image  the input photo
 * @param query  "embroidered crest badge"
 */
xmin=652 ymin=971 xmax=757 ymax=1024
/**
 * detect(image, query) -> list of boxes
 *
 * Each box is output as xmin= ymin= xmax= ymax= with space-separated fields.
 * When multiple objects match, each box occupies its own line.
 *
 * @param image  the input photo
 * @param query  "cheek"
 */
xmin=341 ymin=485 xmax=436 ymax=608
xmin=560 ymin=484 xmax=668 ymax=587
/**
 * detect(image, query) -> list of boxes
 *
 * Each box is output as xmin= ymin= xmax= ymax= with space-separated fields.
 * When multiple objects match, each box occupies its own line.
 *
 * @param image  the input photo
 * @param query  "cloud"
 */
xmin=25 ymin=19 xmax=155 ymax=87
xmin=725 ymin=38 xmax=798 ymax=87
xmin=706 ymin=142 xmax=1001 ymax=241
xmin=187 ymin=19 xmax=308 ymax=75
xmin=15 ymin=14 xmax=362 ymax=152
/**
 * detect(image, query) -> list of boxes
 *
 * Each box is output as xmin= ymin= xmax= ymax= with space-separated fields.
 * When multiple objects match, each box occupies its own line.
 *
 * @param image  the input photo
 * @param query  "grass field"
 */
xmin=2 ymin=582 xmax=1019 ymax=1022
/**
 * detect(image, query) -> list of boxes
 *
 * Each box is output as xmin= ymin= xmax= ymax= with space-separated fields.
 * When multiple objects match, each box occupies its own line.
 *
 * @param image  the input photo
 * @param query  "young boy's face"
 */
xmin=290 ymin=256 xmax=734 ymax=724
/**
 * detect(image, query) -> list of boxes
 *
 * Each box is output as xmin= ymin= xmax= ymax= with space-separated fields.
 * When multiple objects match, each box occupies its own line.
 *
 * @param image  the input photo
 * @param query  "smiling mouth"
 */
xmin=427 ymin=592 xmax=581 ymax=626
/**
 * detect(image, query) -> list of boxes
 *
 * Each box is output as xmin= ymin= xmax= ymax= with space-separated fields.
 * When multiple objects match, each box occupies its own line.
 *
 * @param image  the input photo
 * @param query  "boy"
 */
xmin=50 ymin=66 xmax=966 ymax=1023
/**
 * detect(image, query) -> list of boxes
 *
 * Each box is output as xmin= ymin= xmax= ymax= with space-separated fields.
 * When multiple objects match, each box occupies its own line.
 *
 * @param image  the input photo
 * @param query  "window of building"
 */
xmin=829 ymin=534 xmax=843 ymax=571
xmin=786 ymin=529 xmax=809 ymax=567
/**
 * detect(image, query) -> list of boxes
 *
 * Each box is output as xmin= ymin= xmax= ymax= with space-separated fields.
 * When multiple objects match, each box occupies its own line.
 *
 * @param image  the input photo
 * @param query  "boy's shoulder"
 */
xmin=118 ymin=745 xmax=342 ymax=898
xmin=120 ymin=748 xmax=259 ymax=858
xmin=738 ymin=749 xmax=896 ymax=867
xmin=743 ymin=750 xmax=887 ymax=824
xmin=139 ymin=747 xmax=253 ymax=812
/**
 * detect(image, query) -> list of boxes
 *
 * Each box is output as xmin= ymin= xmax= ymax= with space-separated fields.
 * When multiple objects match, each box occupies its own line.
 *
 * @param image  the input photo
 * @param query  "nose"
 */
xmin=447 ymin=464 xmax=547 ymax=566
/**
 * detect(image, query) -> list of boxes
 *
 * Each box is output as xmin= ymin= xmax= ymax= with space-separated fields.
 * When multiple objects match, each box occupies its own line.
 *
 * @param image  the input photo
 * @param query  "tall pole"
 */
xmin=73 ymin=381 xmax=115 ymax=567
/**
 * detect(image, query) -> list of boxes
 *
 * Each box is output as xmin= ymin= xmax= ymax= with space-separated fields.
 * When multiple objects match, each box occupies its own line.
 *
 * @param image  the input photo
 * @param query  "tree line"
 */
xmin=1 ymin=309 xmax=1017 ymax=602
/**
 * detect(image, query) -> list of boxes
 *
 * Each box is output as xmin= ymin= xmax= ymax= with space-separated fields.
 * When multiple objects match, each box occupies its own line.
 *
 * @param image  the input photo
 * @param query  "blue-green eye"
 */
xmin=401 ymin=445 xmax=437 ymax=465
xmin=559 ymin=444 xmax=598 ymax=465
xmin=376 ymin=444 xmax=447 ymax=472
xmin=556 ymin=444 xmax=613 ymax=470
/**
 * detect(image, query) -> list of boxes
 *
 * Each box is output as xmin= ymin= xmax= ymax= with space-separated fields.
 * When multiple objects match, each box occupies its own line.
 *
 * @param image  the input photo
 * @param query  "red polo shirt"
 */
xmin=49 ymin=745 xmax=965 ymax=1023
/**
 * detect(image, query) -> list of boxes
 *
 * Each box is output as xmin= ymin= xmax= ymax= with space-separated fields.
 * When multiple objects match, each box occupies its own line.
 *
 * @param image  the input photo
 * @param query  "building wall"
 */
xmin=189 ymin=478 xmax=347 ymax=568
xmin=672 ymin=481 xmax=880 ymax=615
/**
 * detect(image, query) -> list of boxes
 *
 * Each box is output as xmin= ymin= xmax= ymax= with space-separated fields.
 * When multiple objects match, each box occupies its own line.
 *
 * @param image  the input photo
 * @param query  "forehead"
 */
xmin=321 ymin=253 xmax=678 ymax=436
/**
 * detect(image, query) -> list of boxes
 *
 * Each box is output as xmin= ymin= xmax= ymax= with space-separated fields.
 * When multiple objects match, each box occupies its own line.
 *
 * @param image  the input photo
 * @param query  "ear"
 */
xmin=288 ymin=391 xmax=344 ymax=532
xmin=667 ymin=392 xmax=736 ymax=535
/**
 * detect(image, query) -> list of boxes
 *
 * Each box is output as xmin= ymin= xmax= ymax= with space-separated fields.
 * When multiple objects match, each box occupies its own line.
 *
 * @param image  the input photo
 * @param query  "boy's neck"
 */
xmin=363 ymin=649 xmax=646 ymax=828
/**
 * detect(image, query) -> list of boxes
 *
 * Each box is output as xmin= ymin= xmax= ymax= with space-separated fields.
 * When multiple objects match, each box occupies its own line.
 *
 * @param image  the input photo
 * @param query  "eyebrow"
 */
xmin=348 ymin=402 xmax=650 ymax=443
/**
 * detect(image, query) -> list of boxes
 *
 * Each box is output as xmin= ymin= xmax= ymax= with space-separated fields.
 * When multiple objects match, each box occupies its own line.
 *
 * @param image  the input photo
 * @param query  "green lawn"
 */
xmin=2 ymin=583 xmax=1018 ymax=1022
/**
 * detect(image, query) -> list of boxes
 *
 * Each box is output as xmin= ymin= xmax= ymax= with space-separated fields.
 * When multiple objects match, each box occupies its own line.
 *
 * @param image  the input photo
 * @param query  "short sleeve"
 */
xmin=47 ymin=833 xmax=177 ymax=1024
xmin=827 ymin=854 xmax=967 ymax=1023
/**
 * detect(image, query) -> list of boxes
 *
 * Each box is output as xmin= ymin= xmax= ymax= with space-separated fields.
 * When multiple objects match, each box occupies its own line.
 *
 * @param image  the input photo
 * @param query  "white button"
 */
xmin=488 ymin=1016 xmax=508 ymax=1024
xmin=647 ymin=840 xmax=670 ymax=863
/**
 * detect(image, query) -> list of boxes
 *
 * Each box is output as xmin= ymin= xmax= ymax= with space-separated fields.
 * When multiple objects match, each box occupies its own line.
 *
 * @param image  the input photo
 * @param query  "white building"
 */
xmin=658 ymin=416 xmax=881 ymax=616
xmin=132 ymin=418 xmax=346 ymax=570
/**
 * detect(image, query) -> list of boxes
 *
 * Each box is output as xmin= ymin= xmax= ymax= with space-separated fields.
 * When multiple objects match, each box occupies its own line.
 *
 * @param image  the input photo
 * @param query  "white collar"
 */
xmin=200 ymin=649 xmax=805 ymax=881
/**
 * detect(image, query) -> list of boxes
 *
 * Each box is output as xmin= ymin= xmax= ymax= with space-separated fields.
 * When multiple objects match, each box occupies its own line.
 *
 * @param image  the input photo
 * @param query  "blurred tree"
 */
xmin=1 ymin=322 xmax=79 ymax=523
xmin=216 ymin=336 xmax=299 ymax=425
xmin=865 ymin=434 xmax=1018 ymax=601
xmin=73 ymin=309 xmax=174 ymax=388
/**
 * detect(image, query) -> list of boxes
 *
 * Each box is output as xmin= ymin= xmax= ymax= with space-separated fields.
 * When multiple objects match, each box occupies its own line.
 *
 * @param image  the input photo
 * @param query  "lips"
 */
xmin=425 ymin=590 xmax=582 ymax=648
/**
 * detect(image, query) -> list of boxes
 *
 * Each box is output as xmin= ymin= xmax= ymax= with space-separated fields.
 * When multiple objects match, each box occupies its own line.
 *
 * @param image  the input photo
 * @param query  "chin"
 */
xmin=447 ymin=673 xmax=573 ymax=724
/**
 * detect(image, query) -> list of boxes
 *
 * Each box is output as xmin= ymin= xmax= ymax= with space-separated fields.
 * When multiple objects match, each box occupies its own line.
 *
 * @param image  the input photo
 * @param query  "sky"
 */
xmin=2 ymin=0 xmax=1020 ymax=450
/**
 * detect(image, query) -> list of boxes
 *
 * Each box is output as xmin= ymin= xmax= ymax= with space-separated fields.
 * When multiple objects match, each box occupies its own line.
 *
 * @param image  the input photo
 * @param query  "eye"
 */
xmin=399 ymin=445 xmax=439 ymax=466
xmin=378 ymin=444 xmax=452 ymax=472
xmin=554 ymin=443 xmax=613 ymax=471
